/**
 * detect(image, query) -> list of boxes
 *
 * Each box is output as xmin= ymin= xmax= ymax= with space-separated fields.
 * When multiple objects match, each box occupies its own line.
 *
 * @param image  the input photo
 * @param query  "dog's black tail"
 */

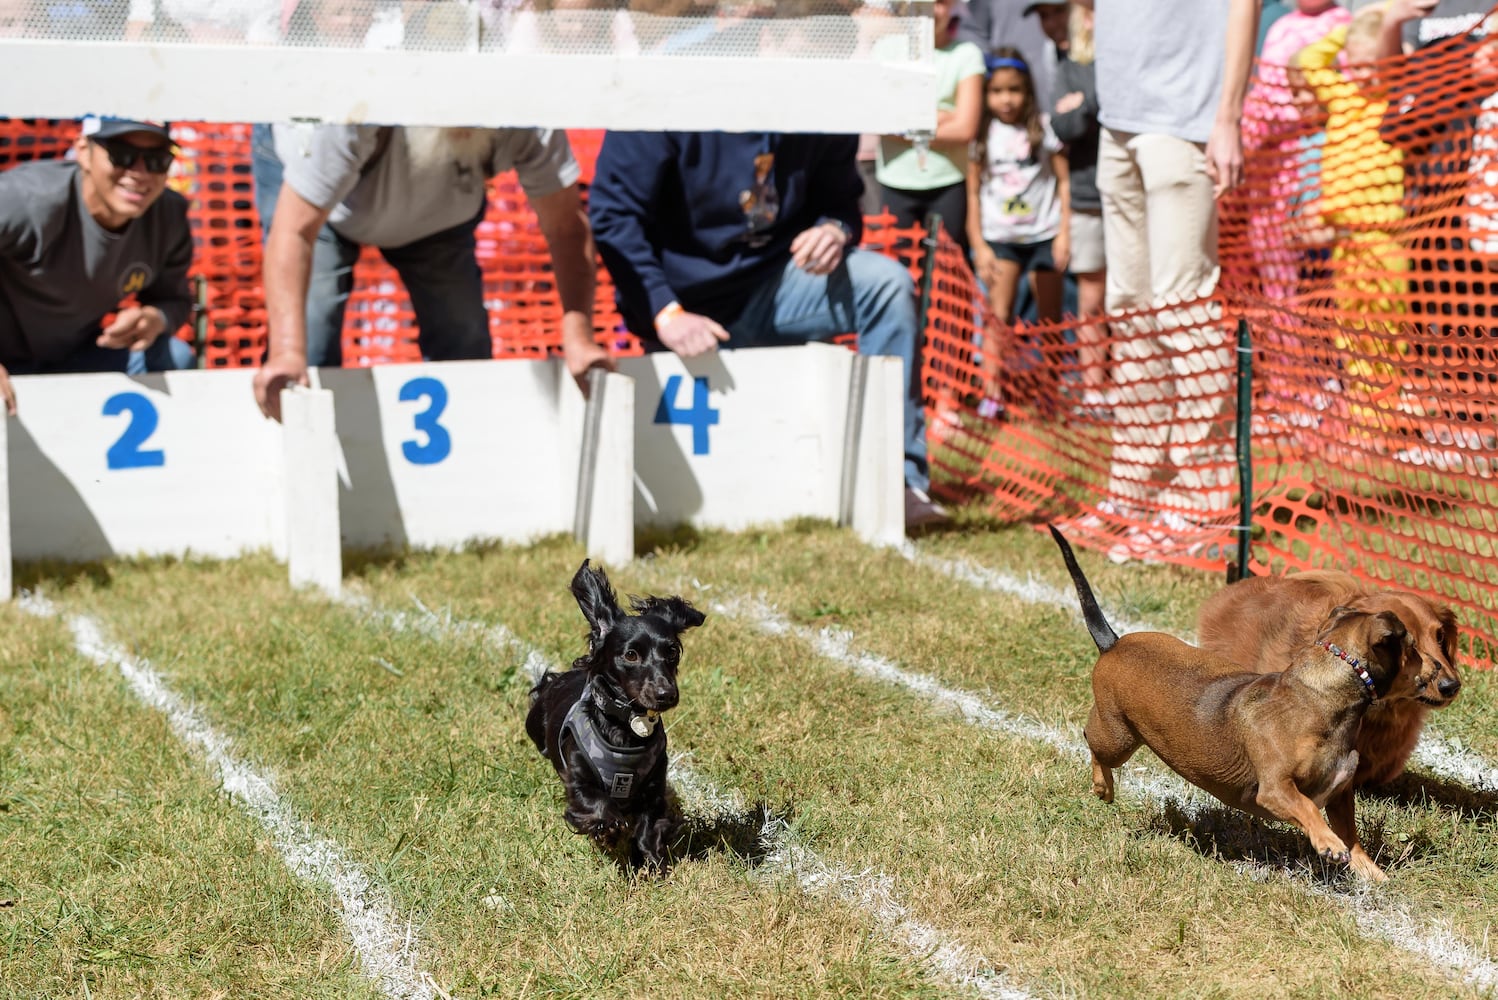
xmin=1047 ymin=524 xmax=1119 ymax=653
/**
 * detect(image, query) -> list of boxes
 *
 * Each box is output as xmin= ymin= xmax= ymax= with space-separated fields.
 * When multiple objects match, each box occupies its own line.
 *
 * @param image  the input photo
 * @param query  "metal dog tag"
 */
xmin=629 ymin=712 xmax=658 ymax=738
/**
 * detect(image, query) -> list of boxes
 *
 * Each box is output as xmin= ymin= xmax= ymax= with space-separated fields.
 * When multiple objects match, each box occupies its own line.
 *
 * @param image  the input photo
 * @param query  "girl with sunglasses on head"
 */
xmin=966 ymin=47 xmax=1069 ymax=420
xmin=0 ymin=117 xmax=194 ymax=413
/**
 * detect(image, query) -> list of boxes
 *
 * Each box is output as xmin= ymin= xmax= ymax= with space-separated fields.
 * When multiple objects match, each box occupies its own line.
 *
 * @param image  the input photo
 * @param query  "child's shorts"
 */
xmin=987 ymin=237 xmax=1056 ymax=275
xmin=1068 ymin=210 xmax=1105 ymax=274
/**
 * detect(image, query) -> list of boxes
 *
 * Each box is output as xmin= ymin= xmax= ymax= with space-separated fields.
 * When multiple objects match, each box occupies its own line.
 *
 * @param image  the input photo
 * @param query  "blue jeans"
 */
xmin=304 ymin=213 xmax=492 ymax=367
xmin=728 ymin=249 xmax=929 ymax=492
xmin=127 ymin=334 xmax=197 ymax=375
xmin=250 ymin=122 xmax=282 ymax=236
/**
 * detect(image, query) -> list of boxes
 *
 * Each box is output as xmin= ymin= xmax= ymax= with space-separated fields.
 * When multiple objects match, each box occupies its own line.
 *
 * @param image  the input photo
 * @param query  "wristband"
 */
xmin=654 ymin=301 xmax=684 ymax=333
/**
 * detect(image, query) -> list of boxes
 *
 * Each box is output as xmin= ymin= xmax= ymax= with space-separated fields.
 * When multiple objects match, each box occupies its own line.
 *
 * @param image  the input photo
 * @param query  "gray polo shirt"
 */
xmin=0 ymin=160 xmax=193 ymax=367
xmin=1094 ymin=0 xmax=1230 ymax=145
xmin=274 ymin=125 xmax=580 ymax=248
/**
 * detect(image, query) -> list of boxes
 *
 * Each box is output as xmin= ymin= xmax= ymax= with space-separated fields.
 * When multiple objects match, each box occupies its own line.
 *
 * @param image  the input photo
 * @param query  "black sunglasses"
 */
xmin=92 ymin=138 xmax=175 ymax=174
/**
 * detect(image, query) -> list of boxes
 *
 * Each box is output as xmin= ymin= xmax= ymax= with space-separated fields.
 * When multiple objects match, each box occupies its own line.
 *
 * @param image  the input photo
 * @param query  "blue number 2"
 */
xmin=103 ymin=392 xmax=165 ymax=470
xmin=653 ymin=375 xmax=720 ymax=456
xmin=399 ymin=377 xmax=452 ymax=465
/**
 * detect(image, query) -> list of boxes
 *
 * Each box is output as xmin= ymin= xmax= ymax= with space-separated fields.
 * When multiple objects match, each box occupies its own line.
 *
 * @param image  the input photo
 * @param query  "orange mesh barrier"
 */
xmin=922 ymin=11 xmax=1498 ymax=667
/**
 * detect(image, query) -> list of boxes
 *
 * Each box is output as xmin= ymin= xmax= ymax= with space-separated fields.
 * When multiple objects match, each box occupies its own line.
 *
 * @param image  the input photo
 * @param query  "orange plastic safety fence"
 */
xmin=922 ymin=11 xmax=1498 ymax=668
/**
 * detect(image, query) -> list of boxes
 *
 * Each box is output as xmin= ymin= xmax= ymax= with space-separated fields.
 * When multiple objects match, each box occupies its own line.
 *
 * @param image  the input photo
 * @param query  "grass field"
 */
xmin=4 ymin=517 xmax=1497 ymax=999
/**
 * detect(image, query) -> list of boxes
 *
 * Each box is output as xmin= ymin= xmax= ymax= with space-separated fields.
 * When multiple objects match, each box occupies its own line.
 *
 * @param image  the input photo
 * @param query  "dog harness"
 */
xmin=560 ymin=680 xmax=666 ymax=802
xmin=1318 ymin=640 xmax=1378 ymax=697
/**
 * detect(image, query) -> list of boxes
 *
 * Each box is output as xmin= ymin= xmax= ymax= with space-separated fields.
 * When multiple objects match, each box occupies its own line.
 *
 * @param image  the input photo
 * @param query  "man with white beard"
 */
xmin=252 ymin=124 xmax=606 ymax=421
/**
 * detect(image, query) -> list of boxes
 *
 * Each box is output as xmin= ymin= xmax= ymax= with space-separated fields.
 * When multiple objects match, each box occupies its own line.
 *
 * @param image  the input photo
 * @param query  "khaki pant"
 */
xmin=1098 ymin=128 xmax=1235 ymax=518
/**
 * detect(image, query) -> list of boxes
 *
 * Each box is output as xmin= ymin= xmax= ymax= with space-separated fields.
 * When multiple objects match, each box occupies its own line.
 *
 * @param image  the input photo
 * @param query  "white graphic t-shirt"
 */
xmin=976 ymin=116 xmax=1063 ymax=246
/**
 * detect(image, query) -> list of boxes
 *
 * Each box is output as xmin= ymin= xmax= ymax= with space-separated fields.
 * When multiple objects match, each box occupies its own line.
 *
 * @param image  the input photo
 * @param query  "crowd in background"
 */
xmin=3 ymin=0 xmax=1497 ymax=543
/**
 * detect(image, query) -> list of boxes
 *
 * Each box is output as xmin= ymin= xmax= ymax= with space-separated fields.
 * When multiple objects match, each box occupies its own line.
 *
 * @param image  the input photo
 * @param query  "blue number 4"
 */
xmin=653 ymin=375 xmax=719 ymax=456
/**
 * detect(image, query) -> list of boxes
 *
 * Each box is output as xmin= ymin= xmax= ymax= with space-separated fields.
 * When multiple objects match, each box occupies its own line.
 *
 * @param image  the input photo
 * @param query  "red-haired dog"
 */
xmin=1197 ymin=570 xmax=1461 ymax=880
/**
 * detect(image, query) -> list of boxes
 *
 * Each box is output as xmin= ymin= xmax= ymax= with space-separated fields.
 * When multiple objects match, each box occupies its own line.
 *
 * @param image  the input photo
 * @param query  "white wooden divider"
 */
xmin=622 ymin=343 xmax=904 ymax=548
xmin=1 ymin=344 xmax=904 ymax=595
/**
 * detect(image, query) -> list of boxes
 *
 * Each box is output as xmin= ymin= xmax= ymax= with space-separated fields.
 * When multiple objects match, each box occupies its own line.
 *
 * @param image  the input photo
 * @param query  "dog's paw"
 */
xmin=1319 ymin=846 xmax=1352 ymax=866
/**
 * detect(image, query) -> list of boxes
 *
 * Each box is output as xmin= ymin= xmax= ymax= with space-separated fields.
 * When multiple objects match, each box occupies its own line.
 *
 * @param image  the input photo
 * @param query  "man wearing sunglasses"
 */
xmin=0 ymin=116 xmax=194 ymax=415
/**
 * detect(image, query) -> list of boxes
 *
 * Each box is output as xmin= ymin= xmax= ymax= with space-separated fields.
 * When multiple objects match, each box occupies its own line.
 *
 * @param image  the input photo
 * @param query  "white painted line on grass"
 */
xmin=1239 ymin=863 xmax=1498 ymax=993
xmin=667 ymin=761 xmax=1034 ymax=1000
xmin=19 ymin=593 xmax=444 ymax=1000
xmin=708 ymin=591 xmax=1209 ymax=814
xmin=705 ymin=576 xmax=1498 ymax=995
xmin=908 ymin=547 xmax=1498 ymax=797
xmin=345 ymin=590 xmax=1037 ymax=1000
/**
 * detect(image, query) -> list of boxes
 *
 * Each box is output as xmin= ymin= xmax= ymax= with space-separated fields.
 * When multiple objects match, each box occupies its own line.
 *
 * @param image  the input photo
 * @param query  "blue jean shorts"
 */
xmin=987 ymin=238 xmax=1056 ymax=276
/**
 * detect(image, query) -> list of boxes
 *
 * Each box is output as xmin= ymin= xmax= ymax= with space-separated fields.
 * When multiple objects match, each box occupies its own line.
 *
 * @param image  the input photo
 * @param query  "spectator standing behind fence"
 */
xmin=873 ymin=0 xmax=984 ymax=261
xmin=967 ymin=48 xmax=1069 ymax=421
xmin=587 ymin=130 xmax=949 ymax=531
xmin=1242 ymin=0 xmax=1349 ymax=304
xmin=1295 ymin=4 xmax=1412 ymax=441
xmin=1376 ymin=0 xmax=1495 ymax=469
xmin=1030 ymin=0 xmax=1108 ymax=413
xmin=251 ymin=125 xmax=607 ymax=421
xmin=1089 ymin=0 xmax=1258 ymax=562
xmin=0 ymin=117 xmax=194 ymax=415
xmin=958 ymin=0 xmax=1060 ymax=108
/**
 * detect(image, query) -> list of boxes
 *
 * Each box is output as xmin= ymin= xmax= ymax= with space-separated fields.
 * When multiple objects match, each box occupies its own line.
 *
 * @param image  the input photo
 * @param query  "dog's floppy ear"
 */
xmin=1437 ymin=604 xmax=1460 ymax=667
xmin=632 ymin=595 xmax=707 ymax=634
xmin=571 ymin=559 xmax=622 ymax=643
xmin=1366 ymin=609 xmax=1411 ymax=694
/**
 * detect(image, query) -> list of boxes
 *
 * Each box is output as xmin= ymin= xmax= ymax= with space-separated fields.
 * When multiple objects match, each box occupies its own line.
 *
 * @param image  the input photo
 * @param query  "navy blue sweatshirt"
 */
xmin=588 ymin=131 xmax=863 ymax=340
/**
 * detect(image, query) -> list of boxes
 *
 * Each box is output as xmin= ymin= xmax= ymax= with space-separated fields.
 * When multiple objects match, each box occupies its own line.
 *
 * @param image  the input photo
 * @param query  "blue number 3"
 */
xmin=104 ymin=392 xmax=165 ymax=470
xmin=400 ymin=377 xmax=452 ymax=465
xmin=653 ymin=375 xmax=720 ymax=456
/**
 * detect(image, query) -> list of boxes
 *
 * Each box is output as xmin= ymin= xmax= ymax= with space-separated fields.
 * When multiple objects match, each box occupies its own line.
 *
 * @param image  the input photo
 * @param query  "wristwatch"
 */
xmin=817 ymin=216 xmax=854 ymax=247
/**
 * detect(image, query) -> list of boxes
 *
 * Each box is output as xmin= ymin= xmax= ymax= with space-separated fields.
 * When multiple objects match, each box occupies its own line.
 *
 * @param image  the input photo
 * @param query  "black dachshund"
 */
xmin=526 ymin=559 xmax=706 ymax=870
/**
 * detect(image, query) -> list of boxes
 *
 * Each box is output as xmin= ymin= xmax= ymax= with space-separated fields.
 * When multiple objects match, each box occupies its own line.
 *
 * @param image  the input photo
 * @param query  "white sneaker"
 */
xmin=904 ymin=487 xmax=950 ymax=532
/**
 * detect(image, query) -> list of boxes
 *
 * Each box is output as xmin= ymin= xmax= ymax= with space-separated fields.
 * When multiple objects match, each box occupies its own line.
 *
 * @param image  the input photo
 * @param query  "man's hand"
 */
xmin=252 ymin=352 xmax=310 ymax=422
xmin=0 ymin=363 xmax=15 ymax=416
xmin=1204 ymin=116 xmax=1245 ymax=199
xmin=657 ymin=306 xmax=730 ymax=357
xmin=98 ymin=305 xmax=167 ymax=351
xmin=791 ymin=221 xmax=850 ymax=276
xmin=560 ymin=314 xmax=615 ymax=396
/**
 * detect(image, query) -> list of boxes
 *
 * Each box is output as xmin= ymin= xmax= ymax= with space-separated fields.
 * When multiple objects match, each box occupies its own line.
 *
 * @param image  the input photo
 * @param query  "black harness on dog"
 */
xmin=561 ymin=679 xmax=666 ymax=801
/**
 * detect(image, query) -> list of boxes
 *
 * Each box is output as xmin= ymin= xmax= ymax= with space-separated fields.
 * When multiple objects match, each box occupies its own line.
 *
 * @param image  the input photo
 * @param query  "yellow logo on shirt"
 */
xmin=119 ymin=264 xmax=152 ymax=296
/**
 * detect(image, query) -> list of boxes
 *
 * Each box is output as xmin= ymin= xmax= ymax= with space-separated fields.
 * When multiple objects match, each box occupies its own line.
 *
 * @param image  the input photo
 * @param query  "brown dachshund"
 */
xmin=1051 ymin=527 xmax=1410 ymax=874
xmin=1197 ymin=570 xmax=1461 ymax=880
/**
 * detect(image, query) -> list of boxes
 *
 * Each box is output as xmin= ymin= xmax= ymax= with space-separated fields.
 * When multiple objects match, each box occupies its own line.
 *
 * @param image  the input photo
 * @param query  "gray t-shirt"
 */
xmin=1094 ymin=0 xmax=1230 ymax=144
xmin=274 ymin=124 xmax=580 ymax=248
xmin=0 ymin=160 xmax=193 ymax=366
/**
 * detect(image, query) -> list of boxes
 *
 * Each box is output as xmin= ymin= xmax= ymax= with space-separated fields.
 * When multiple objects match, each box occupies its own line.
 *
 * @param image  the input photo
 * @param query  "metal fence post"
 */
xmin=1234 ymin=316 xmax=1253 ymax=579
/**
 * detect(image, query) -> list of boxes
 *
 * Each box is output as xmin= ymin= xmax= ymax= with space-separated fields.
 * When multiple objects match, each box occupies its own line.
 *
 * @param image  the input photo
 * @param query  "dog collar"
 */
xmin=1319 ymin=640 xmax=1378 ymax=697
xmin=589 ymin=677 xmax=660 ymax=736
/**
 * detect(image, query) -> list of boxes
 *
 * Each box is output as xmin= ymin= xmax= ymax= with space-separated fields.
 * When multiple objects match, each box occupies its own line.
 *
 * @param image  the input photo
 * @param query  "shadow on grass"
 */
xmin=1142 ymin=797 xmax=1443 ymax=885
xmin=585 ymin=798 xmax=790 ymax=879
xmin=670 ymin=799 xmax=788 ymax=869
xmin=1362 ymin=769 xmax=1498 ymax=826
xmin=12 ymin=558 xmax=117 ymax=594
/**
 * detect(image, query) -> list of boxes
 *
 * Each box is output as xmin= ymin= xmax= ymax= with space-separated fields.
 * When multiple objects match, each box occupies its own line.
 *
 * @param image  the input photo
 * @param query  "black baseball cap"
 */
xmin=81 ymin=116 xmax=173 ymax=143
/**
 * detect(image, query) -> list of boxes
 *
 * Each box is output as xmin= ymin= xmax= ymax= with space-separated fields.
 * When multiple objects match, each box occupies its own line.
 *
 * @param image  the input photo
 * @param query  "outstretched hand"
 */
xmin=98 ymin=305 xmax=166 ymax=352
xmin=252 ymin=354 xmax=310 ymax=422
